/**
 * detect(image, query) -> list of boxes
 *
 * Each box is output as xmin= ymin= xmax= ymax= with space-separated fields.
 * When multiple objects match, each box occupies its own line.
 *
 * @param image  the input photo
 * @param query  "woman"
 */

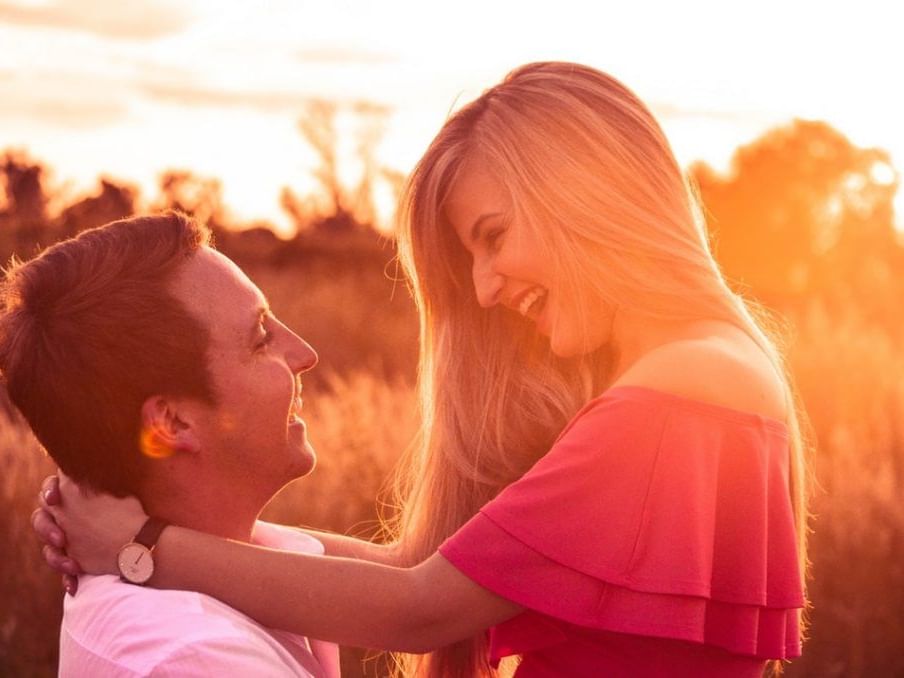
xmin=37 ymin=62 xmax=809 ymax=676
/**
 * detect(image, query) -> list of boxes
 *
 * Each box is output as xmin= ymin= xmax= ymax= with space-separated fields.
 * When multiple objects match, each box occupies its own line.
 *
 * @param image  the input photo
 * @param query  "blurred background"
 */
xmin=1 ymin=1 xmax=902 ymax=676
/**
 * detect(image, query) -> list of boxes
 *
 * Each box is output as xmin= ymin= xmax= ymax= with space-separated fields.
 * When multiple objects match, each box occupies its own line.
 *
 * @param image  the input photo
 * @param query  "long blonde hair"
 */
xmin=390 ymin=62 xmax=810 ymax=677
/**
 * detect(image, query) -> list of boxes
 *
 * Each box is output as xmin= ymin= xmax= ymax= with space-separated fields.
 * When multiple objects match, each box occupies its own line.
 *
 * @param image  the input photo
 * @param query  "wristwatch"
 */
xmin=117 ymin=517 xmax=168 ymax=585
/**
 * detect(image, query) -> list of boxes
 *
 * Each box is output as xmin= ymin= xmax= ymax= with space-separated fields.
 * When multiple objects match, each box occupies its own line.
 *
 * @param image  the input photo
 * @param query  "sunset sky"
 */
xmin=1 ymin=0 xmax=901 ymax=235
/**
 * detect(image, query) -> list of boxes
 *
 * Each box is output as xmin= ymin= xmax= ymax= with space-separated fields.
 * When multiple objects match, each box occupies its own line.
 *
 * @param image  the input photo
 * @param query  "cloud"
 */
xmin=1 ymin=95 xmax=128 ymax=129
xmin=295 ymin=47 xmax=398 ymax=65
xmin=139 ymin=80 xmax=391 ymax=116
xmin=139 ymin=81 xmax=316 ymax=113
xmin=650 ymin=102 xmax=774 ymax=125
xmin=0 ymin=0 xmax=191 ymax=40
xmin=0 ymin=75 xmax=129 ymax=128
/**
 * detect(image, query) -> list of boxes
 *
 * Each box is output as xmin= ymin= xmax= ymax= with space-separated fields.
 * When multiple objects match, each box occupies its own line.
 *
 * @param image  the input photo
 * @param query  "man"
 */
xmin=0 ymin=213 xmax=339 ymax=677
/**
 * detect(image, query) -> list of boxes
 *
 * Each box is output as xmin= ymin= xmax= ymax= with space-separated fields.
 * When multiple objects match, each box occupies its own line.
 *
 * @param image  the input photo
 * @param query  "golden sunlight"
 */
xmin=2 ymin=5 xmax=904 ymax=676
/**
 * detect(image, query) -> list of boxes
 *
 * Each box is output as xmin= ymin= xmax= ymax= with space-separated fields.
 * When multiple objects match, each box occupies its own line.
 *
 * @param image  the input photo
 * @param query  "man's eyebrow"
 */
xmin=469 ymin=212 xmax=504 ymax=244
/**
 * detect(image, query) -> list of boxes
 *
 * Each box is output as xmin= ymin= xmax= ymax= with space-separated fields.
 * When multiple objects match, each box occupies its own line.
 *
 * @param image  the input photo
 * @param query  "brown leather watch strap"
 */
xmin=133 ymin=516 xmax=169 ymax=550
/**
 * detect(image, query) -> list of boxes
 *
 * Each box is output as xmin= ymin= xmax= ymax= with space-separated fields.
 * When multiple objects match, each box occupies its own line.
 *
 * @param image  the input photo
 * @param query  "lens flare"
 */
xmin=139 ymin=427 xmax=175 ymax=459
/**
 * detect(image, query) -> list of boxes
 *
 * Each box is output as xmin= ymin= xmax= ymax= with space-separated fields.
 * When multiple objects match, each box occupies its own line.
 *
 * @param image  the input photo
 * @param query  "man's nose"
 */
xmin=287 ymin=335 xmax=318 ymax=373
xmin=472 ymin=259 xmax=504 ymax=308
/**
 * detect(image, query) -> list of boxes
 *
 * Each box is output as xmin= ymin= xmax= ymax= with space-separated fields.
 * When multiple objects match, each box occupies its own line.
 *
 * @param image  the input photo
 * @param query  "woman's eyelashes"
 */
xmin=484 ymin=226 xmax=507 ymax=252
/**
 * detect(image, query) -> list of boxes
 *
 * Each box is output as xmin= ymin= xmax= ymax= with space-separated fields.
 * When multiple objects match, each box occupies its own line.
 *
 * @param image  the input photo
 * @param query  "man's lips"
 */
xmin=288 ymin=382 xmax=305 ymax=423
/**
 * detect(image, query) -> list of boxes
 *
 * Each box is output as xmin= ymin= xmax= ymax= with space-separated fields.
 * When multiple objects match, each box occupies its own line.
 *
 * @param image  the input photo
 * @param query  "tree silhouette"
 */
xmin=154 ymin=169 xmax=227 ymax=232
xmin=282 ymin=99 xmax=391 ymax=234
xmin=57 ymin=179 xmax=136 ymax=239
xmin=0 ymin=151 xmax=51 ymax=256
xmin=693 ymin=120 xmax=902 ymax=311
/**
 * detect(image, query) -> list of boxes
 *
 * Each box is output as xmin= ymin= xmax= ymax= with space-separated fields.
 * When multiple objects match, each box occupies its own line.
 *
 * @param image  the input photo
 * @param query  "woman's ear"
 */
xmin=139 ymin=396 xmax=201 ymax=459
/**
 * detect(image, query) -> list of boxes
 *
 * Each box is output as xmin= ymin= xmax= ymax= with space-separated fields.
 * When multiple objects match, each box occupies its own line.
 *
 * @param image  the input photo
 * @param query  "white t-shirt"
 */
xmin=59 ymin=522 xmax=340 ymax=677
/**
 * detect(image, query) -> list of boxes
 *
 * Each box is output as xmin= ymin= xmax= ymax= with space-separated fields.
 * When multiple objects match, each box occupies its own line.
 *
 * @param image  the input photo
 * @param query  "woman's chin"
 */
xmin=551 ymin=345 xmax=585 ymax=359
xmin=548 ymin=327 xmax=607 ymax=359
xmin=548 ymin=333 xmax=582 ymax=358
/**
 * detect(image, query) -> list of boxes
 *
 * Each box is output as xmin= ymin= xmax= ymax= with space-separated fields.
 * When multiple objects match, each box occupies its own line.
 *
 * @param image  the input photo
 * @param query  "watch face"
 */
xmin=117 ymin=542 xmax=154 ymax=584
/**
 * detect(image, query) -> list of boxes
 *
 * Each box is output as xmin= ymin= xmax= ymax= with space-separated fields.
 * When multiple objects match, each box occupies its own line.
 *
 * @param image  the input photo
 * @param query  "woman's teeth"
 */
xmin=518 ymin=288 xmax=547 ymax=317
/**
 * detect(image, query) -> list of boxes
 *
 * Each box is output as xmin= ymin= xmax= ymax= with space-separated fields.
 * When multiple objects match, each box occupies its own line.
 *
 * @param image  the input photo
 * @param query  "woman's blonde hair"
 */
xmin=389 ymin=62 xmax=810 ymax=677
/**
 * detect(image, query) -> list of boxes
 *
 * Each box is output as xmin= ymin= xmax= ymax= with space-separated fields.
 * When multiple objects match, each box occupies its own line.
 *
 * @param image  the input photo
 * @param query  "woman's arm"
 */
xmin=151 ymin=528 xmax=518 ymax=652
xmin=50 ymin=476 xmax=521 ymax=652
xmin=287 ymin=526 xmax=399 ymax=565
xmin=34 ymin=476 xmax=397 ymax=586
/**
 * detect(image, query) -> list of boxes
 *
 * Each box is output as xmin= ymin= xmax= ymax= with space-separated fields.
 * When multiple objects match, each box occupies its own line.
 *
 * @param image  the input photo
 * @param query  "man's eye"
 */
xmin=256 ymin=329 xmax=273 ymax=350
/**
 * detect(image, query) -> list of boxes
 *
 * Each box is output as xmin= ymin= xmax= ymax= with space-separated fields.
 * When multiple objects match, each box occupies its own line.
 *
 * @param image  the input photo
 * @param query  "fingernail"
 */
xmin=64 ymin=582 xmax=74 ymax=596
xmin=52 ymin=531 xmax=64 ymax=548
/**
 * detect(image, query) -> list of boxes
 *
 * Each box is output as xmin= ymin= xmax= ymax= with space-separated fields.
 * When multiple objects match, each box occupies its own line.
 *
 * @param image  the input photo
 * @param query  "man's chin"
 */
xmin=286 ymin=419 xmax=316 ymax=476
xmin=290 ymin=442 xmax=317 ymax=478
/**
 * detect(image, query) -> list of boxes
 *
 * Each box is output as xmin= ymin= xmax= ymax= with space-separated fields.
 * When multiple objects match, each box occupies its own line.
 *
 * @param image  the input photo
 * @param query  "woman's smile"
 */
xmin=514 ymin=286 xmax=548 ymax=319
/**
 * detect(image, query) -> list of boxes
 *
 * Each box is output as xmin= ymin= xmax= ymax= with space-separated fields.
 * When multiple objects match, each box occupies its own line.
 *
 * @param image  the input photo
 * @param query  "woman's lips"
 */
xmin=515 ymin=286 xmax=548 ymax=318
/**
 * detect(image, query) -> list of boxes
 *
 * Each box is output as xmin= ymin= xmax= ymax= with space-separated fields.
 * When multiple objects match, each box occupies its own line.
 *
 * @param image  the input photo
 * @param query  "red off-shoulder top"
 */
xmin=439 ymin=386 xmax=804 ymax=677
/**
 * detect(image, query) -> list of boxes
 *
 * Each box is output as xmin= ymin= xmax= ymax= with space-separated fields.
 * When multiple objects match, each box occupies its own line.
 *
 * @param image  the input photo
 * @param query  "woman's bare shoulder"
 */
xmin=612 ymin=330 xmax=788 ymax=422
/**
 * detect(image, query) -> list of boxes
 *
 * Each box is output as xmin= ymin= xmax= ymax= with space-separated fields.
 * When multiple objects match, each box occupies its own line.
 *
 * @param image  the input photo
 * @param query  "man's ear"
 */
xmin=139 ymin=396 xmax=201 ymax=459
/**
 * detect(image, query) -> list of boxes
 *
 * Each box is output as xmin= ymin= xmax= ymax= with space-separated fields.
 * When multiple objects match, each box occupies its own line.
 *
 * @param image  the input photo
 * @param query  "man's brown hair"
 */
xmin=0 ymin=212 xmax=217 ymax=496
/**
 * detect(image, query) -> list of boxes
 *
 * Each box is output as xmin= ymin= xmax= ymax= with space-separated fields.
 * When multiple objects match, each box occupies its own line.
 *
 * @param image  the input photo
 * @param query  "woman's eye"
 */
xmin=485 ymin=228 xmax=506 ymax=251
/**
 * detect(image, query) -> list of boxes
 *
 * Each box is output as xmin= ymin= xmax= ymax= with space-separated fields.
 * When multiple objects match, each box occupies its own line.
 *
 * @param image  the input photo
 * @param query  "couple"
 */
xmin=12 ymin=62 xmax=807 ymax=677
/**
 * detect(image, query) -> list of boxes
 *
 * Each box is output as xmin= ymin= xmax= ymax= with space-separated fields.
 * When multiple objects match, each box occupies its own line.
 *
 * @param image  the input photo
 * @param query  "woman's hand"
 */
xmin=33 ymin=475 xmax=81 ymax=594
xmin=44 ymin=472 xmax=148 ymax=577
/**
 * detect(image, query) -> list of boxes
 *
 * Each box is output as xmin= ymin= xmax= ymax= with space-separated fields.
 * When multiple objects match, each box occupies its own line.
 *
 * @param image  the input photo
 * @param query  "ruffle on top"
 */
xmin=439 ymin=386 xmax=805 ymax=662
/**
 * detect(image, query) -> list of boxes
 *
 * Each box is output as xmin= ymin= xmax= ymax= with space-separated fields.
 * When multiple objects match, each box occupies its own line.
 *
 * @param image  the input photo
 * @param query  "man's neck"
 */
xmin=140 ymin=484 xmax=268 ymax=543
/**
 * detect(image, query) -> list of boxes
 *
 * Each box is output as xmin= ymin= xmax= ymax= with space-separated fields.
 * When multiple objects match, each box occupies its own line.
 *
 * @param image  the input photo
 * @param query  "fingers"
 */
xmin=57 ymin=470 xmax=93 ymax=500
xmin=42 ymin=544 xmax=81 ymax=577
xmin=40 ymin=474 xmax=61 ymax=507
xmin=31 ymin=506 xmax=65 ymax=548
xmin=58 ymin=469 xmax=81 ymax=495
xmin=36 ymin=472 xmax=87 ymax=589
